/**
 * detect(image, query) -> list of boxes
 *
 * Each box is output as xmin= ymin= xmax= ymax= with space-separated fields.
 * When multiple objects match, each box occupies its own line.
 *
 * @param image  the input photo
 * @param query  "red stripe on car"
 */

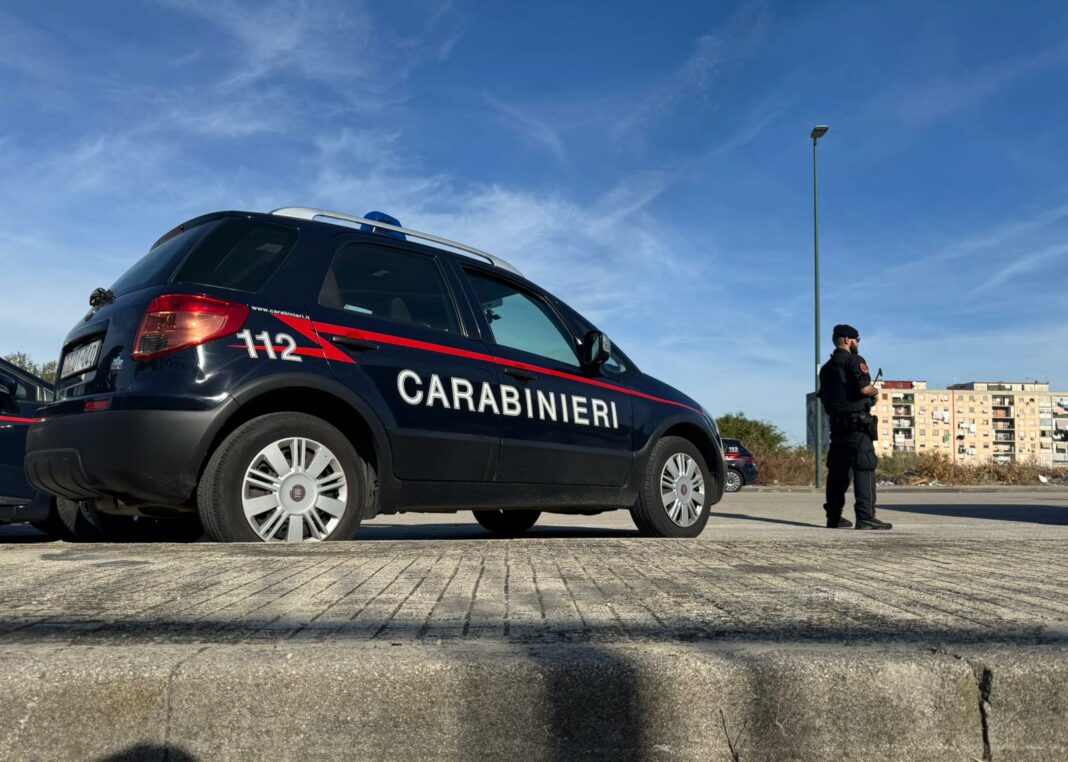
xmin=278 ymin=316 xmax=701 ymax=415
xmin=0 ymin=415 xmax=42 ymax=424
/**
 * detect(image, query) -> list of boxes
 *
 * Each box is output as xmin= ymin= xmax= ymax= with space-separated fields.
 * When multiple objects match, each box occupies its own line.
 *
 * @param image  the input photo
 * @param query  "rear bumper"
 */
xmin=25 ymin=406 xmax=230 ymax=506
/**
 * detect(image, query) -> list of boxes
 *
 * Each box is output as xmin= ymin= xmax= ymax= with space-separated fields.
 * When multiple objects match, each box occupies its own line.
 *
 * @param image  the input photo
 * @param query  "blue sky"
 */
xmin=2 ymin=0 xmax=1067 ymax=440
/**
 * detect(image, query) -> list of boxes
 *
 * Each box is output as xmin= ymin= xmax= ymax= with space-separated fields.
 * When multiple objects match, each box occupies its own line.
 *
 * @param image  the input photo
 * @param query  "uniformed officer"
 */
xmin=817 ymin=324 xmax=892 ymax=530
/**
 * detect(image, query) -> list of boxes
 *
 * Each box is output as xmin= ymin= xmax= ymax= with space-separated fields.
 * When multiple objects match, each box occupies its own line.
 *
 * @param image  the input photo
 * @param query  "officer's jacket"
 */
xmin=818 ymin=348 xmax=872 ymax=415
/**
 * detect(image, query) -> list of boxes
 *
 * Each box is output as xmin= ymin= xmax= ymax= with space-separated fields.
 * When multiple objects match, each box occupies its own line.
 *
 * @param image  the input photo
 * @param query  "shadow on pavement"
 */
xmin=96 ymin=744 xmax=198 ymax=761
xmin=881 ymin=503 xmax=1068 ymax=524
xmin=358 ymin=523 xmax=638 ymax=541
xmin=2 ymin=616 xmax=1060 ymax=648
xmin=710 ymin=512 xmax=821 ymax=528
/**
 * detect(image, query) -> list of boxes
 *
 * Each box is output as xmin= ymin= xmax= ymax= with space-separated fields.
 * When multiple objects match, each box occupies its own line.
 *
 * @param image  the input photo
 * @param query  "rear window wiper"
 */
xmin=89 ymin=287 xmax=115 ymax=307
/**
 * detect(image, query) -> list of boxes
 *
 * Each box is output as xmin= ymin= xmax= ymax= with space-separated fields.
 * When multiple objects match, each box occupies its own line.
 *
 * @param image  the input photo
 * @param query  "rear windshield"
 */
xmin=174 ymin=218 xmax=298 ymax=292
xmin=110 ymin=220 xmax=218 ymax=296
xmin=723 ymin=440 xmax=752 ymax=456
xmin=110 ymin=217 xmax=298 ymax=296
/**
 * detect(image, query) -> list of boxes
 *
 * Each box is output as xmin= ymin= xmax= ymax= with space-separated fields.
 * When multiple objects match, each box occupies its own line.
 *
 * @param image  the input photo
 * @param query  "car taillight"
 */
xmin=132 ymin=294 xmax=249 ymax=361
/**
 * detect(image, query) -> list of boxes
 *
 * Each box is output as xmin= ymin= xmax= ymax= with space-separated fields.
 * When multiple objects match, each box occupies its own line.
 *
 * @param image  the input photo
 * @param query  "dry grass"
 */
xmin=752 ymin=447 xmax=1066 ymax=486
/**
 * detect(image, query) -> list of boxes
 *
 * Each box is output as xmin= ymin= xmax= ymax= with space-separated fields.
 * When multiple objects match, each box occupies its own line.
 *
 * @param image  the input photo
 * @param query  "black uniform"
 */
xmin=818 ymin=347 xmax=878 ymax=523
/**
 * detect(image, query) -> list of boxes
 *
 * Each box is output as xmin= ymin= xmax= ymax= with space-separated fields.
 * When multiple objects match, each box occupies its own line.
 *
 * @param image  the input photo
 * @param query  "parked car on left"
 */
xmin=0 ymin=357 xmax=88 ymax=538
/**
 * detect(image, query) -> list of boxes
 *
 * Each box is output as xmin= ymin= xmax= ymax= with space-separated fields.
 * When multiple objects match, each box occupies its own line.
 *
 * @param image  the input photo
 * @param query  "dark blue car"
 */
xmin=722 ymin=438 xmax=759 ymax=492
xmin=0 ymin=357 xmax=73 ymax=536
xmin=26 ymin=208 xmax=725 ymax=542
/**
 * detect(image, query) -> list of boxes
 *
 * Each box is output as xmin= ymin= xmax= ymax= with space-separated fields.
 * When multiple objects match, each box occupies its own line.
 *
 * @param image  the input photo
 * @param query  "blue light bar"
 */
xmin=361 ymin=211 xmax=405 ymax=240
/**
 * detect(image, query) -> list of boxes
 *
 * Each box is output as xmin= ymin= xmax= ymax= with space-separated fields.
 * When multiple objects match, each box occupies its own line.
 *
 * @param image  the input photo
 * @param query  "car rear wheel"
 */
xmin=724 ymin=468 xmax=744 ymax=493
xmin=198 ymin=412 xmax=365 ymax=543
xmin=54 ymin=497 xmax=105 ymax=542
xmin=31 ymin=498 xmax=76 ymax=541
xmin=630 ymin=436 xmax=712 ymax=538
xmin=472 ymin=509 xmax=540 ymax=536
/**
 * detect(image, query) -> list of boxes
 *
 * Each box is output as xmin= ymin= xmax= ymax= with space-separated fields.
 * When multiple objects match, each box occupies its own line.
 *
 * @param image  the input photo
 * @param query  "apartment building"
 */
xmin=807 ymin=380 xmax=1068 ymax=466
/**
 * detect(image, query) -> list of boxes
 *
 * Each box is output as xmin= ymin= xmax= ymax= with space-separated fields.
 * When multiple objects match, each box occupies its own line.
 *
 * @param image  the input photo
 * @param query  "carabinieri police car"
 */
xmin=25 ymin=208 xmax=725 ymax=543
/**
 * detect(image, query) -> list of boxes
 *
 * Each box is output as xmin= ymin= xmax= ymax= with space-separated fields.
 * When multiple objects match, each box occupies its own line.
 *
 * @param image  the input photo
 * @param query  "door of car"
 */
xmin=457 ymin=265 xmax=633 ymax=486
xmin=304 ymin=237 xmax=500 ymax=482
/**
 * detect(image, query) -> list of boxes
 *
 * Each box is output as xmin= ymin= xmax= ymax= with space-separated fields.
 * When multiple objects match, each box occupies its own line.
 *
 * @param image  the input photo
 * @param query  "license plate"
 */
xmin=61 ymin=340 xmax=102 ymax=379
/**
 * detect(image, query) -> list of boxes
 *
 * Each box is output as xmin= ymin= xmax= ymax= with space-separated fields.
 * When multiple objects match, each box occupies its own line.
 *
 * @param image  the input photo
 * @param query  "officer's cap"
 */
xmin=833 ymin=324 xmax=859 ymax=340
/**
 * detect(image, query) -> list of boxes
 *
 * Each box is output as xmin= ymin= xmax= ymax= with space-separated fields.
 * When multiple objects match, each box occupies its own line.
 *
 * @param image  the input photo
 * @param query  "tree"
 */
xmin=3 ymin=352 xmax=57 ymax=384
xmin=715 ymin=411 xmax=787 ymax=454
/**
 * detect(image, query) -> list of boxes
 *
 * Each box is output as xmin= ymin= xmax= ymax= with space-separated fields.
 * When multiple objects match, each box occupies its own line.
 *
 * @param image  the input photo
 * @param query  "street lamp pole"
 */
xmin=811 ymin=125 xmax=829 ymax=488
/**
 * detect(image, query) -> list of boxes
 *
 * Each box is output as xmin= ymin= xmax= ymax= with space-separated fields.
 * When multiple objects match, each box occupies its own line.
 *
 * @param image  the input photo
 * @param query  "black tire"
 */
xmin=724 ymin=468 xmax=744 ymax=493
xmin=54 ymin=497 xmax=105 ymax=542
xmin=30 ymin=498 xmax=76 ymax=540
xmin=630 ymin=436 xmax=713 ymax=538
xmin=198 ymin=412 xmax=365 ymax=543
xmin=90 ymin=510 xmax=205 ymax=543
xmin=472 ymin=509 xmax=540 ymax=536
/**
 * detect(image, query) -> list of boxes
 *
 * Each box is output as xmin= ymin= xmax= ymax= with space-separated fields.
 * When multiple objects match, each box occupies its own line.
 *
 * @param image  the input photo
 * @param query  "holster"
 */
xmin=859 ymin=413 xmax=879 ymax=441
xmin=831 ymin=414 xmax=878 ymax=441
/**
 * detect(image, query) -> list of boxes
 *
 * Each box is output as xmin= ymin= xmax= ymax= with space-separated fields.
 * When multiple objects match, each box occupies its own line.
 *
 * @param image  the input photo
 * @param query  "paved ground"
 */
xmin=2 ymin=490 xmax=1066 ymax=647
xmin=2 ymin=490 xmax=1066 ymax=760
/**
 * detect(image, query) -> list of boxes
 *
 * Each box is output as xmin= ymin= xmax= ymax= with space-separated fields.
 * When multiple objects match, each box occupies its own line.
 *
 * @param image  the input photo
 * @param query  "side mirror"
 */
xmin=581 ymin=330 xmax=612 ymax=372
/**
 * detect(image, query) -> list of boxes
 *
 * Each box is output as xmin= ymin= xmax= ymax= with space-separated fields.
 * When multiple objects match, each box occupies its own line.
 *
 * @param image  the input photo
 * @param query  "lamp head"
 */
xmin=810 ymin=125 xmax=829 ymax=140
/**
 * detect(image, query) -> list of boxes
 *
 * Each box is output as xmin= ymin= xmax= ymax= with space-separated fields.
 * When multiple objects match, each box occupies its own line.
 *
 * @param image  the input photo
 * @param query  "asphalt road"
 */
xmin=4 ymin=488 xmax=1068 ymax=544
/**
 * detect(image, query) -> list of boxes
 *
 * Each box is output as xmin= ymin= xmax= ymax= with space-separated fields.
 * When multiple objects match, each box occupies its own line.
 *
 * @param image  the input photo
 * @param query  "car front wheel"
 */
xmin=198 ymin=412 xmax=365 ymax=543
xmin=630 ymin=436 xmax=712 ymax=538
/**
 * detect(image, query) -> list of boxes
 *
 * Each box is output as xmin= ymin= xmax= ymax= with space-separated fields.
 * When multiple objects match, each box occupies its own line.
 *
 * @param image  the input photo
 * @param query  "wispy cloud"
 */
xmin=611 ymin=0 xmax=769 ymax=153
xmin=484 ymin=94 xmax=567 ymax=163
xmin=891 ymin=42 xmax=1068 ymax=127
xmin=970 ymin=242 xmax=1068 ymax=295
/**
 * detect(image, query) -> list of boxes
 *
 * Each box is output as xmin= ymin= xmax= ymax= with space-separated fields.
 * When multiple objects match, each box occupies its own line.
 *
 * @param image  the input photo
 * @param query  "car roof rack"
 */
xmin=270 ymin=207 xmax=522 ymax=276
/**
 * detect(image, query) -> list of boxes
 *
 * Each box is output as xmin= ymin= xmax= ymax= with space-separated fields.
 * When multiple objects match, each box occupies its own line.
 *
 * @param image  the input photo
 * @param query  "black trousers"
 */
xmin=825 ymin=429 xmax=878 ymax=522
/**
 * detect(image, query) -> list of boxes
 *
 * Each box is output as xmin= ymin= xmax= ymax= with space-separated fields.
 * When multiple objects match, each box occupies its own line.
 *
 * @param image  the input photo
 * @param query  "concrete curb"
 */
xmin=748 ymin=485 xmax=1068 ymax=493
xmin=1 ymin=643 xmax=1065 ymax=761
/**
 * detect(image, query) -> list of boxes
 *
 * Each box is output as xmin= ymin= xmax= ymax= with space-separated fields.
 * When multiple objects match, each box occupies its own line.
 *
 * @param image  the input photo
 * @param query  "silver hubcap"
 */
xmin=242 ymin=437 xmax=347 ymax=543
xmin=726 ymin=470 xmax=742 ymax=490
xmin=660 ymin=453 xmax=706 ymax=527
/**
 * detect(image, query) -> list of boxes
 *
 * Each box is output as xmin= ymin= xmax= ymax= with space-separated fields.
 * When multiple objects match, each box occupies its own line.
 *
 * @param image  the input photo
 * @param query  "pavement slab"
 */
xmin=1 ymin=490 xmax=1066 ymax=760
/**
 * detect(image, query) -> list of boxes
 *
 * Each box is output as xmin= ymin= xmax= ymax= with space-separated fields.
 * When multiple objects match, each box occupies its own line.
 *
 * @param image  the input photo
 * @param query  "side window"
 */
xmin=319 ymin=244 xmax=460 ymax=334
xmin=464 ymin=270 xmax=579 ymax=366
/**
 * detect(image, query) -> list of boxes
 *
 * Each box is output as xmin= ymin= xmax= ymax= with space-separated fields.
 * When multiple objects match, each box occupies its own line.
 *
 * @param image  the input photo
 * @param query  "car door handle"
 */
xmin=331 ymin=336 xmax=380 ymax=352
xmin=503 ymin=367 xmax=536 ymax=381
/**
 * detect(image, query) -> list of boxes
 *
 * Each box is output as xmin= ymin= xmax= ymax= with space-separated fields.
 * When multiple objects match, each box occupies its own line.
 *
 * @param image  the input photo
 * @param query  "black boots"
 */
xmin=855 ymin=517 xmax=893 ymax=530
xmin=826 ymin=515 xmax=853 ymax=528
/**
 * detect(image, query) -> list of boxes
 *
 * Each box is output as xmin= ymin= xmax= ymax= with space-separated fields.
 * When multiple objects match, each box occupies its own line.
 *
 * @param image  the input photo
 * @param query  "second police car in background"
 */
xmin=25 ymin=208 xmax=725 ymax=542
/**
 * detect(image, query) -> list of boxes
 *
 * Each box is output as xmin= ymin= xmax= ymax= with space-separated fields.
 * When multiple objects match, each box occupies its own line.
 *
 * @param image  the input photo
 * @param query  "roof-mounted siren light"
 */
xmin=361 ymin=211 xmax=405 ymax=240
